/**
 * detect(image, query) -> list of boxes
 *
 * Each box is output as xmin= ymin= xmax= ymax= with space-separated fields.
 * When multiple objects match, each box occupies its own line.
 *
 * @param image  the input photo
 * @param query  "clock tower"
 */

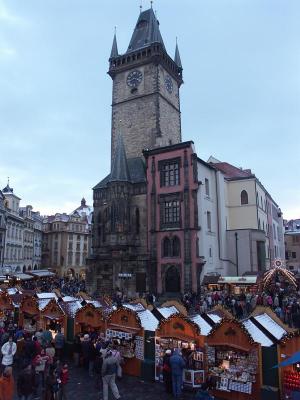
xmin=87 ymin=7 xmax=183 ymax=296
xmin=108 ymin=7 xmax=183 ymax=161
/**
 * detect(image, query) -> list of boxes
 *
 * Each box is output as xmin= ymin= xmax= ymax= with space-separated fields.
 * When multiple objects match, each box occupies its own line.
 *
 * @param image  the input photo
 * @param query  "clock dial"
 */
xmin=127 ymin=70 xmax=143 ymax=88
xmin=165 ymin=75 xmax=173 ymax=94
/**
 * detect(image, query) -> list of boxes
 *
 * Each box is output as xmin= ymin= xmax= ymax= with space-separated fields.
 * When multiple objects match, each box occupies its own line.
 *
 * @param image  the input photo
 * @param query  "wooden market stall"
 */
xmin=106 ymin=307 xmax=146 ymax=377
xmin=39 ymin=298 xmax=67 ymax=336
xmin=0 ymin=291 xmax=14 ymax=317
xmin=19 ymin=295 xmax=40 ymax=333
xmin=206 ymin=319 xmax=262 ymax=400
xmin=278 ymin=331 xmax=300 ymax=398
xmin=155 ymin=314 xmax=206 ymax=388
xmin=74 ymin=303 xmax=105 ymax=337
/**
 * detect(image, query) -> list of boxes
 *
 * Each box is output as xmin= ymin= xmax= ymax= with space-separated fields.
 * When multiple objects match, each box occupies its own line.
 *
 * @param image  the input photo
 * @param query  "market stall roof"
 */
xmin=207 ymin=312 xmax=222 ymax=324
xmin=191 ymin=315 xmax=214 ymax=336
xmin=6 ymin=287 xmax=22 ymax=295
xmin=123 ymin=303 xmax=146 ymax=312
xmin=243 ymin=319 xmax=274 ymax=347
xmin=156 ymin=306 xmax=179 ymax=319
xmin=60 ymin=300 xmax=82 ymax=318
xmin=86 ymin=300 xmax=102 ymax=308
xmin=61 ymin=296 xmax=78 ymax=302
xmin=138 ymin=309 xmax=159 ymax=331
xmin=36 ymin=293 xmax=58 ymax=300
xmin=38 ymin=298 xmax=51 ymax=311
xmin=217 ymin=276 xmax=258 ymax=284
xmin=253 ymin=313 xmax=287 ymax=340
xmin=13 ymin=273 xmax=33 ymax=280
xmin=29 ymin=270 xmax=56 ymax=277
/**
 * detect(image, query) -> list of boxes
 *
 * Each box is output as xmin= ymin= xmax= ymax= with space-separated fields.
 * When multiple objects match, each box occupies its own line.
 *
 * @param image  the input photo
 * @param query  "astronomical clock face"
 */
xmin=165 ymin=75 xmax=173 ymax=93
xmin=126 ymin=70 xmax=143 ymax=88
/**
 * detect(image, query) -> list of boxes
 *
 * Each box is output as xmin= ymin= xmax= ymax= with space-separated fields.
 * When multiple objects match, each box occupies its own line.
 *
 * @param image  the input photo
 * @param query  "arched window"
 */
xmin=162 ymin=237 xmax=171 ymax=257
xmin=241 ymin=190 xmax=248 ymax=205
xmin=172 ymin=236 xmax=180 ymax=257
xmin=135 ymin=208 xmax=140 ymax=234
xmin=258 ymin=219 xmax=261 ymax=230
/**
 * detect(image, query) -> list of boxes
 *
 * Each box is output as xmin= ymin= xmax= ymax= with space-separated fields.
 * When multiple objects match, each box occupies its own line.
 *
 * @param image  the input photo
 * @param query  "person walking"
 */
xmin=1 ymin=336 xmax=17 ymax=372
xmin=54 ymin=330 xmax=65 ymax=361
xmin=162 ymin=349 xmax=172 ymax=394
xmin=59 ymin=364 xmax=69 ymax=400
xmin=0 ymin=367 xmax=14 ymax=400
xmin=169 ymin=348 xmax=185 ymax=398
xmin=101 ymin=350 xmax=121 ymax=400
xmin=17 ymin=364 xmax=35 ymax=400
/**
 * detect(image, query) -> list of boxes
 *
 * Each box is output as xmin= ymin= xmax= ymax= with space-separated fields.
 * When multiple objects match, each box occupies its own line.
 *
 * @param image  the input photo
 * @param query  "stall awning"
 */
xmin=273 ymin=351 xmax=300 ymax=368
xmin=217 ymin=276 xmax=258 ymax=284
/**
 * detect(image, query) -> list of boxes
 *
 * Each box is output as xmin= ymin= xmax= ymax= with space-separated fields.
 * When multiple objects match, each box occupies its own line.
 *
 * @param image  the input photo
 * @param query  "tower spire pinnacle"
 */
xmin=109 ymin=27 xmax=118 ymax=59
xmin=174 ymin=38 xmax=182 ymax=69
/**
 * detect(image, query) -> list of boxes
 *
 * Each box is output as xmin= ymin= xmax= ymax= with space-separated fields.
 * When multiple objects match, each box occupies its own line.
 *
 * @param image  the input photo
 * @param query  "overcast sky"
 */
xmin=0 ymin=0 xmax=299 ymax=219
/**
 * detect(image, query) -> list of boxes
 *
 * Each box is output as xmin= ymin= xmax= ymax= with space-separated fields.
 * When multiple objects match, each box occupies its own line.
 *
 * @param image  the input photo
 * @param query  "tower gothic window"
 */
xmin=135 ymin=208 xmax=140 ymax=234
xmin=163 ymin=200 xmax=180 ymax=224
xmin=160 ymin=160 xmax=180 ymax=187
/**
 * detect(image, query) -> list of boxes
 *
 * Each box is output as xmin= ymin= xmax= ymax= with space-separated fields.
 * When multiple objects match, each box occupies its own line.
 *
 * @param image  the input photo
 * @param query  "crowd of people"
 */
xmin=0 ymin=316 xmax=70 ymax=400
xmin=182 ymin=285 xmax=300 ymax=328
xmin=19 ymin=277 xmax=86 ymax=298
xmin=0 ymin=311 xmax=126 ymax=400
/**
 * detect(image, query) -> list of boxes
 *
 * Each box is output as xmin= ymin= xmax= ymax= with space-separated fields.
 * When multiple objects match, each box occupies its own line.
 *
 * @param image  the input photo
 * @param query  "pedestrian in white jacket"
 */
xmin=1 ymin=336 xmax=17 ymax=368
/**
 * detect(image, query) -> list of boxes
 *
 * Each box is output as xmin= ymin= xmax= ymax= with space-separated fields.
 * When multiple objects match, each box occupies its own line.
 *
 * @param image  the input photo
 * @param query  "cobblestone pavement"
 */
xmin=62 ymin=366 xmax=198 ymax=400
xmin=13 ymin=365 xmax=223 ymax=400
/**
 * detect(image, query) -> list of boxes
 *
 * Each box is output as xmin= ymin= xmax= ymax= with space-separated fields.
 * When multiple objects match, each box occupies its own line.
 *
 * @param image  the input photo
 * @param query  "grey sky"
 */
xmin=0 ymin=0 xmax=299 ymax=218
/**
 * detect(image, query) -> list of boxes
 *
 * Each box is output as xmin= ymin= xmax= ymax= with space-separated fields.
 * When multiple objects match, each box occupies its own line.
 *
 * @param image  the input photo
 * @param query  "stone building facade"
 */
xmin=0 ymin=190 xmax=7 ymax=270
xmin=285 ymin=219 xmax=300 ymax=272
xmin=42 ymin=198 xmax=92 ymax=278
xmin=87 ymin=7 xmax=183 ymax=295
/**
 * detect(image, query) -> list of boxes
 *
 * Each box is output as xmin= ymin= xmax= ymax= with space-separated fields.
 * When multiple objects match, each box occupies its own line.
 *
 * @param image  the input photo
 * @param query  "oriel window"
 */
xmin=161 ymin=161 xmax=179 ymax=187
xmin=164 ymin=200 xmax=180 ymax=224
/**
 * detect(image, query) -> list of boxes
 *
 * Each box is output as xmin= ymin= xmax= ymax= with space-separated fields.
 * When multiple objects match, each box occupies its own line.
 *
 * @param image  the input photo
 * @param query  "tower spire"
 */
xmin=110 ymin=134 xmax=130 ymax=182
xmin=109 ymin=27 xmax=118 ymax=59
xmin=174 ymin=37 xmax=182 ymax=69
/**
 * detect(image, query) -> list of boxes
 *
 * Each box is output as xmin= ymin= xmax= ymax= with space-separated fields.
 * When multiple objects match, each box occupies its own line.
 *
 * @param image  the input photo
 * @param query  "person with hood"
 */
xmin=101 ymin=350 xmax=121 ymax=400
xmin=169 ymin=348 xmax=185 ymax=398
xmin=162 ymin=349 xmax=172 ymax=394
xmin=0 ymin=367 xmax=14 ymax=400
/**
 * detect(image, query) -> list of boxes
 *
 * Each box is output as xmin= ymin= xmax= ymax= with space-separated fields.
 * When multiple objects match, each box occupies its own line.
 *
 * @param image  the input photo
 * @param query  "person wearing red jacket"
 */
xmin=59 ymin=364 xmax=69 ymax=400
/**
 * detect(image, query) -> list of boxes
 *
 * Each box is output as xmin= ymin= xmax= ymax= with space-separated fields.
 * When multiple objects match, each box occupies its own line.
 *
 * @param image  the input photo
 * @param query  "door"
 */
xmin=165 ymin=265 xmax=180 ymax=293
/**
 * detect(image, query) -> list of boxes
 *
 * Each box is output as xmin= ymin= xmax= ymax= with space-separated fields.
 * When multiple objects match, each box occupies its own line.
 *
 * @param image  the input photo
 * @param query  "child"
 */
xmin=59 ymin=364 xmax=69 ymax=400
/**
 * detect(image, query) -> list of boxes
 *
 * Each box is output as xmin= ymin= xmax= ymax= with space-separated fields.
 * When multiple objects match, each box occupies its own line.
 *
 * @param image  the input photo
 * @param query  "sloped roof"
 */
xmin=138 ymin=309 xmax=159 ymax=331
xmin=243 ymin=319 xmax=274 ymax=347
xmin=191 ymin=315 xmax=213 ymax=336
xmin=127 ymin=8 xmax=165 ymax=53
xmin=210 ymin=161 xmax=254 ymax=179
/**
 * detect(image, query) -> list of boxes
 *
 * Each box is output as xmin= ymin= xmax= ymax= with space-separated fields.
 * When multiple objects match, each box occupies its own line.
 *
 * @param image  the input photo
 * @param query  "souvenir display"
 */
xmin=207 ymin=345 xmax=258 ymax=395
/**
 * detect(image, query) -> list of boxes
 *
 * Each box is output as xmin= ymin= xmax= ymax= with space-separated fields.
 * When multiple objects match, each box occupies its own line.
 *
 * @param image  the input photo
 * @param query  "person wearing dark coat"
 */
xmin=170 ymin=349 xmax=185 ymax=398
xmin=81 ymin=335 xmax=97 ymax=377
xmin=162 ymin=350 xmax=172 ymax=394
xmin=17 ymin=365 xmax=35 ymax=400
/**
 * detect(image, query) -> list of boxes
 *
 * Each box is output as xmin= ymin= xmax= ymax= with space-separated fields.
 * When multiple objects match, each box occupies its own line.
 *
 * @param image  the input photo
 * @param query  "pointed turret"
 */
xmin=127 ymin=8 xmax=165 ymax=52
xmin=174 ymin=40 xmax=182 ymax=69
xmin=110 ymin=31 xmax=118 ymax=59
xmin=110 ymin=134 xmax=130 ymax=182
